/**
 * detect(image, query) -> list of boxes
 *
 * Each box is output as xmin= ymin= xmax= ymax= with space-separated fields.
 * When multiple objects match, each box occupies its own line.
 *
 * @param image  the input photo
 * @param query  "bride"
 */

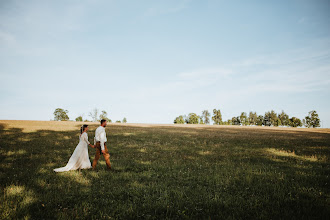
xmin=54 ymin=124 xmax=95 ymax=172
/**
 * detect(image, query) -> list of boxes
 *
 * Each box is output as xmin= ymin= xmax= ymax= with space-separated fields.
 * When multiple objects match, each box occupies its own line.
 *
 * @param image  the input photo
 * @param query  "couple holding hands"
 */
xmin=54 ymin=119 xmax=111 ymax=172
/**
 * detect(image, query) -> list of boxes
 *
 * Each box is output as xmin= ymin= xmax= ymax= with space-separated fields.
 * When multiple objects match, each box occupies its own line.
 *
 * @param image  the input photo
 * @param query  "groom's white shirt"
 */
xmin=94 ymin=126 xmax=107 ymax=151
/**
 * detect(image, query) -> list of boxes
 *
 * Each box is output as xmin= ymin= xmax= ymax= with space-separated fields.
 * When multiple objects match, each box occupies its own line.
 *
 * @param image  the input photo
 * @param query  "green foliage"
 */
xmin=232 ymin=117 xmax=240 ymax=125
xmin=256 ymin=115 xmax=264 ymax=126
xmin=75 ymin=116 xmax=83 ymax=122
xmin=212 ymin=109 xmax=222 ymax=125
xmin=99 ymin=110 xmax=112 ymax=122
xmin=239 ymin=112 xmax=248 ymax=126
xmin=222 ymin=119 xmax=232 ymax=125
xmin=248 ymin=111 xmax=257 ymax=125
xmin=304 ymin=110 xmax=320 ymax=128
xmin=202 ymin=110 xmax=211 ymax=124
xmin=289 ymin=117 xmax=302 ymax=127
xmin=199 ymin=116 xmax=204 ymax=124
xmin=122 ymin=117 xmax=127 ymax=123
xmin=172 ymin=109 xmax=321 ymax=128
xmin=186 ymin=113 xmax=199 ymax=124
xmin=264 ymin=111 xmax=279 ymax=126
xmin=269 ymin=110 xmax=279 ymax=126
xmin=174 ymin=115 xmax=185 ymax=124
xmin=115 ymin=120 xmax=121 ymax=123
xmin=53 ymin=108 xmax=69 ymax=121
xmin=278 ymin=111 xmax=290 ymax=126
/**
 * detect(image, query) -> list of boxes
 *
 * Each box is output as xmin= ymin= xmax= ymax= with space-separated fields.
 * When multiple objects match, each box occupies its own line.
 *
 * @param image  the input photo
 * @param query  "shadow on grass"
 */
xmin=0 ymin=124 xmax=329 ymax=219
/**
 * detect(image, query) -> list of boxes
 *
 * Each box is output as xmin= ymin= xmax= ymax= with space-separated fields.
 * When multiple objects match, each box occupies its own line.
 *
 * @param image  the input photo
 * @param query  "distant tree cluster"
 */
xmin=53 ymin=108 xmax=127 ymax=123
xmin=174 ymin=109 xmax=321 ymax=128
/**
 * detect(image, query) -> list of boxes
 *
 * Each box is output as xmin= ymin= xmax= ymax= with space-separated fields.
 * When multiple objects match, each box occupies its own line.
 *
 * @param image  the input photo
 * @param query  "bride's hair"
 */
xmin=80 ymin=124 xmax=88 ymax=134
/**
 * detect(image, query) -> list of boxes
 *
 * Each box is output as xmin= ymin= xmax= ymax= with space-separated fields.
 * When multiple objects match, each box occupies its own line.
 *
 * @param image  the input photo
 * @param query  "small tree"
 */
xmin=199 ymin=115 xmax=204 ymax=124
xmin=212 ymin=109 xmax=222 ymax=125
xmin=99 ymin=110 xmax=111 ymax=122
xmin=269 ymin=110 xmax=279 ymax=126
xmin=53 ymin=108 xmax=69 ymax=121
xmin=248 ymin=111 xmax=257 ymax=125
xmin=304 ymin=110 xmax=320 ymax=128
xmin=256 ymin=115 xmax=264 ymax=126
xmin=174 ymin=115 xmax=185 ymax=124
xmin=278 ymin=110 xmax=290 ymax=126
xmin=75 ymin=116 xmax=83 ymax=122
xmin=239 ymin=112 xmax=248 ymax=126
xmin=232 ymin=117 xmax=240 ymax=125
xmin=116 ymin=120 xmax=121 ymax=123
xmin=89 ymin=108 xmax=99 ymax=122
xmin=289 ymin=117 xmax=302 ymax=127
xmin=186 ymin=113 xmax=199 ymax=124
xmin=264 ymin=111 xmax=272 ymax=126
xmin=202 ymin=110 xmax=211 ymax=124
xmin=123 ymin=117 xmax=127 ymax=123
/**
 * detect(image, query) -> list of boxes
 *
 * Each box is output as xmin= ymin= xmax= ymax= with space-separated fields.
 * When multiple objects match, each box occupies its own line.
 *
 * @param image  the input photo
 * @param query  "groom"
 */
xmin=92 ymin=119 xmax=112 ymax=170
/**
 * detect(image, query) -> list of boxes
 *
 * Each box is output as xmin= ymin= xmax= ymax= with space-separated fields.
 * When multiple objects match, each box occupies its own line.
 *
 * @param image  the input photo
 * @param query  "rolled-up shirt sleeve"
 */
xmin=100 ymin=130 xmax=106 ymax=150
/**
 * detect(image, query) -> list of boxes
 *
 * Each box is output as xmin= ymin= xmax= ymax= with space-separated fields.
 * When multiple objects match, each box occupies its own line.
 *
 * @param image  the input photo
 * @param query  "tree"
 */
xmin=239 ymin=112 xmax=248 ymax=126
xmin=99 ymin=110 xmax=111 ymax=122
xmin=264 ymin=111 xmax=274 ymax=126
xmin=212 ymin=109 xmax=222 ymax=125
xmin=186 ymin=113 xmax=199 ymax=124
xmin=116 ymin=120 xmax=121 ymax=123
xmin=278 ymin=110 xmax=290 ymax=126
xmin=248 ymin=111 xmax=257 ymax=125
xmin=223 ymin=119 xmax=232 ymax=125
xmin=202 ymin=110 xmax=211 ymax=124
xmin=75 ymin=116 xmax=83 ymax=122
xmin=89 ymin=108 xmax=99 ymax=122
xmin=199 ymin=115 xmax=204 ymax=124
xmin=304 ymin=110 xmax=320 ymax=128
xmin=269 ymin=110 xmax=279 ymax=126
xmin=174 ymin=115 xmax=185 ymax=124
xmin=289 ymin=117 xmax=302 ymax=127
xmin=232 ymin=117 xmax=240 ymax=125
xmin=256 ymin=115 xmax=264 ymax=126
xmin=53 ymin=108 xmax=69 ymax=121
xmin=123 ymin=117 xmax=127 ymax=123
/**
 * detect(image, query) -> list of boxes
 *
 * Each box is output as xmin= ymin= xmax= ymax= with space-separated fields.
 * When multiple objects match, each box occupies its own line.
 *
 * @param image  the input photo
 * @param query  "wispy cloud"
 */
xmin=122 ymin=40 xmax=330 ymax=118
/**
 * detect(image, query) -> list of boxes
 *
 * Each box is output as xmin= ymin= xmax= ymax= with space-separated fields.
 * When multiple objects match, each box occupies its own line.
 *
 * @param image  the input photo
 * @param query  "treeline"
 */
xmin=53 ymin=108 xmax=127 ymax=123
xmin=174 ymin=109 xmax=321 ymax=128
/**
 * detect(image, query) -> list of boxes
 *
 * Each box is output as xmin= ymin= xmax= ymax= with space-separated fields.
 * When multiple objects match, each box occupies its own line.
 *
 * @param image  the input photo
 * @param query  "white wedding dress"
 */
xmin=54 ymin=132 xmax=92 ymax=172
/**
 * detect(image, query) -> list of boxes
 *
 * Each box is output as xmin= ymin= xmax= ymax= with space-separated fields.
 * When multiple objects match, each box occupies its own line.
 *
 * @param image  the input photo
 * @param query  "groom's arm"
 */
xmin=100 ymin=131 xmax=106 ymax=151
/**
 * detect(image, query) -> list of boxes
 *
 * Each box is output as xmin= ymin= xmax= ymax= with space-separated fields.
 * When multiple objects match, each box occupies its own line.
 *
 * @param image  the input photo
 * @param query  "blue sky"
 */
xmin=1 ymin=0 xmax=330 ymax=127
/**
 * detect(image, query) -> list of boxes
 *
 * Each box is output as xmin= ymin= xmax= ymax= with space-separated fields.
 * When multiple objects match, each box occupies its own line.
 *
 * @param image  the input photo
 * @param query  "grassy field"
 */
xmin=0 ymin=120 xmax=329 ymax=219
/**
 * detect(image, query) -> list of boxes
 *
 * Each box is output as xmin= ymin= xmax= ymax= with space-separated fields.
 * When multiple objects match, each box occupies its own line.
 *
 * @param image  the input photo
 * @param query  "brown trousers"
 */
xmin=92 ymin=142 xmax=111 ymax=169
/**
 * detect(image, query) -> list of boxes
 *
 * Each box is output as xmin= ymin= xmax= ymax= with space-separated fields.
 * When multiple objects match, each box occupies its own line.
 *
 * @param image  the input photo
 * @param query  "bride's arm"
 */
xmin=83 ymin=133 xmax=95 ymax=148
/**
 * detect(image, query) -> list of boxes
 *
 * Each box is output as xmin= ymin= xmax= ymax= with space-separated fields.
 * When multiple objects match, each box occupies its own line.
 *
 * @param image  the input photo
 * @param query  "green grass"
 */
xmin=0 ymin=122 xmax=329 ymax=219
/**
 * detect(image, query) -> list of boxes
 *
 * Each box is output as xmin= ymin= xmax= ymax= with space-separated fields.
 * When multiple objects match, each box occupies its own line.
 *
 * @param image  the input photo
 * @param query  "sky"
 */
xmin=1 ymin=0 xmax=330 ymax=127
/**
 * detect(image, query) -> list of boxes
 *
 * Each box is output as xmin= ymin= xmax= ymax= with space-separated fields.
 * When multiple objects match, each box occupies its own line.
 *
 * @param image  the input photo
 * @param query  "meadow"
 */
xmin=0 ymin=120 xmax=329 ymax=219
